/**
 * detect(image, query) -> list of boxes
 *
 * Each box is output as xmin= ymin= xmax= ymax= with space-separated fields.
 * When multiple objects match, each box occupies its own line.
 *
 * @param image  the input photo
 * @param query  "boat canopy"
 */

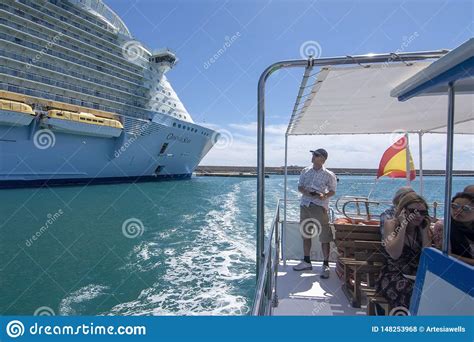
xmin=286 ymin=60 xmax=473 ymax=136
xmin=392 ymin=38 xmax=474 ymax=100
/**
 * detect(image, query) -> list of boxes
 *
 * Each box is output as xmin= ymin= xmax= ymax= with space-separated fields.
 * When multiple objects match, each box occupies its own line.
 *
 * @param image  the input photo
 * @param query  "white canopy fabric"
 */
xmin=287 ymin=62 xmax=474 ymax=135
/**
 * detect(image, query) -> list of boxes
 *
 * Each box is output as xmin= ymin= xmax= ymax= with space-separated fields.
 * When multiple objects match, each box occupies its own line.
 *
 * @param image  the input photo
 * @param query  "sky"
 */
xmin=107 ymin=0 xmax=473 ymax=170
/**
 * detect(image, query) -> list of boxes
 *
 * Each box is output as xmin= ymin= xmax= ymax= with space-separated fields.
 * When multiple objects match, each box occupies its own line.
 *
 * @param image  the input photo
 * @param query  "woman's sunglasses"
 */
xmin=451 ymin=203 xmax=474 ymax=213
xmin=406 ymin=208 xmax=429 ymax=216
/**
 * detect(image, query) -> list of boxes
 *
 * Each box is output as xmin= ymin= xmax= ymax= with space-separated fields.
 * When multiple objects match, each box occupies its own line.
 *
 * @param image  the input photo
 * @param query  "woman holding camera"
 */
xmin=376 ymin=192 xmax=432 ymax=310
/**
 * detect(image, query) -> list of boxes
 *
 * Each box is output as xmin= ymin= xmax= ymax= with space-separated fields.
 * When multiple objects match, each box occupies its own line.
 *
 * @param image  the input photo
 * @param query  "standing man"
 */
xmin=293 ymin=148 xmax=337 ymax=279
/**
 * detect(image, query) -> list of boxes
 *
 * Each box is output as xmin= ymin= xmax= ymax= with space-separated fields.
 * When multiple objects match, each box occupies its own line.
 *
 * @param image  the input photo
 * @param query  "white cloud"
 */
xmin=228 ymin=121 xmax=287 ymax=135
xmin=200 ymin=121 xmax=474 ymax=170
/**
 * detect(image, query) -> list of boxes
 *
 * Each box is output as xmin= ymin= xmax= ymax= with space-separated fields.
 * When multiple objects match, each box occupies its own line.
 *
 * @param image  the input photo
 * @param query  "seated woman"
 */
xmin=432 ymin=192 xmax=474 ymax=266
xmin=379 ymin=186 xmax=414 ymax=235
xmin=376 ymin=192 xmax=432 ymax=310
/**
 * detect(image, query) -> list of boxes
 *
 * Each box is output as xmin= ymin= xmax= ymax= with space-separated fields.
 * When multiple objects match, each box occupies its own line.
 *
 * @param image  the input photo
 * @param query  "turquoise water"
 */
xmin=0 ymin=175 xmax=472 ymax=316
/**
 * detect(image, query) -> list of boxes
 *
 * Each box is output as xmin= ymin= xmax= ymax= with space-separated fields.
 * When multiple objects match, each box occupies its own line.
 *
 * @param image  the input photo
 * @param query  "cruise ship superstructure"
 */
xmin=0 ymin=0 xmax=217 ymax=187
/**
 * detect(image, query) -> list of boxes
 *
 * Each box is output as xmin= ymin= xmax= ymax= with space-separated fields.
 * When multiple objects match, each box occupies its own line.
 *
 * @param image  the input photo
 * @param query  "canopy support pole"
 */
xmin=257 ymin=59 xmax=309 ymax=276
xmin=418 ymin=131 xmax=424 ymax=196
xmin=405 ymin=133 xmax=411 ymax=185
xmin=283 ymin=134 xmax=288 ymax=266
xmin=442 ymin=82 xmax=455 ymax=254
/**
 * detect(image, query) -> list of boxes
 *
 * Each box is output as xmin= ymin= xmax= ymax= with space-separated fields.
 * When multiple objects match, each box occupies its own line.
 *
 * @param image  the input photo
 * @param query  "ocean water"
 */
xmin=0 ymin=175 xmax=472 ymax=316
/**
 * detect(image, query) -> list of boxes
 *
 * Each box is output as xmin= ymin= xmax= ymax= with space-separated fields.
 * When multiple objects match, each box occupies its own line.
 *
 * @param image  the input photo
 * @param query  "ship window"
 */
xmin=187 ymin=127 xmax=190 ymax=131
xmin=159 ymin=143 xmax=169 ymax=155
xmin=173 ymin=123 xmax=176 ymax=127
xmin=183 ymin=126 xmax=186 ymax=130
xmin=57 ymin=113 xmax=63 ymax=116
xmin=80 ymin=117 xmax=85 ymax=120
xmin=178 ymin=124 xmax=181 ymax=128
xmin=155 ymin=165 xmax=164 ymax=174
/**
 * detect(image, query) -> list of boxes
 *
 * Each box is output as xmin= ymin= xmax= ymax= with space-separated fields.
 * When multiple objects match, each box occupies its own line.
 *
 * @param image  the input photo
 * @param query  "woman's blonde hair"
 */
xmin=395 ymin=192 xmax=430 ymax=229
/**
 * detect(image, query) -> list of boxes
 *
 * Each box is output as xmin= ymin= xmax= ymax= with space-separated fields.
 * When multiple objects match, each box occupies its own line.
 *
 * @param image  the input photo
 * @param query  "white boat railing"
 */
xmin=252 ymin=199 xmax=282 ymax=316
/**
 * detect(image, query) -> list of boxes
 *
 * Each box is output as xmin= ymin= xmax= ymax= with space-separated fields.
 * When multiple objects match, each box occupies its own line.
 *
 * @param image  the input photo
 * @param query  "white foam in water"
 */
xmin=108 ymin=184 xmax=255 ymax=315
xmin=59 ymin=284 xmax=109 ymax=315
xmin=122 ymin=241 xmax=163 ymax=272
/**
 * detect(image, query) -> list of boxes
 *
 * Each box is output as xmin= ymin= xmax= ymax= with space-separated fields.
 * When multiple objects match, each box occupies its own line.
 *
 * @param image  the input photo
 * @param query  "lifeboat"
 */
xmin=0 ymin=99 xmax=36 ymax=126
xmin=43 ymin=110 xmax=123 ymax=138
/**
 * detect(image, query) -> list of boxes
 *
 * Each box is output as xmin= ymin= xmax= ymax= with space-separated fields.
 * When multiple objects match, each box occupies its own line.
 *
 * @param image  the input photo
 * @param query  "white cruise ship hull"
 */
xmin=0 ymin=114 xmax=214 ymax=188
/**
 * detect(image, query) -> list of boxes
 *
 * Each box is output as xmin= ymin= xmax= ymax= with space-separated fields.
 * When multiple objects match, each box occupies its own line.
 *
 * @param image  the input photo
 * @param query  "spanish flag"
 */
xmin=377 ymin=136 xmax=416 ymax=180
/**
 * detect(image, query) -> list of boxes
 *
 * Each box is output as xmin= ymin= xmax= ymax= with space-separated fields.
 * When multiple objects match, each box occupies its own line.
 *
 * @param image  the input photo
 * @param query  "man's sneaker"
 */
xmin=293 ymin=261 xmax=312 ymax=271
xmin=320 ymin=265 xmax=330 ymax=279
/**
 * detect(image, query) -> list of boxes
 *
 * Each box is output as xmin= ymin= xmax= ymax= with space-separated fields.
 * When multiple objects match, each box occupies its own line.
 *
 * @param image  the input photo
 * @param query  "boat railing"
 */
xmin=252 ymin=199 xmax=282 ymax=316
xmin=335 ymin=196 xmax=390 ymax=221
xmin=252 ymin=196 xmax=445 ymax=315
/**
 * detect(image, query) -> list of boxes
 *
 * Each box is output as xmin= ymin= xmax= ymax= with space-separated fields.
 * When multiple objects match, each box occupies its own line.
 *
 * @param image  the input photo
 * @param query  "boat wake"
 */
xmin=108 ymin=183 xmax=256 ymax=315
xmin=59 ymin=284 xmax=109 ymax=315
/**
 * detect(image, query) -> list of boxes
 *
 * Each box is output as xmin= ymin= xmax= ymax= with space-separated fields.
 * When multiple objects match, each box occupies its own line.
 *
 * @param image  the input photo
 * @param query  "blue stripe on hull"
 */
xmin=0 ymin=173 xmax=192 ymax=189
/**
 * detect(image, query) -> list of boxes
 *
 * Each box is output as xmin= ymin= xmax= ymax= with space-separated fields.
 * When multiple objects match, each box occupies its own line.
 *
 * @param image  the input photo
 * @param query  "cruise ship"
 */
xmin=0 ymin=0 xmax=217 ymax=188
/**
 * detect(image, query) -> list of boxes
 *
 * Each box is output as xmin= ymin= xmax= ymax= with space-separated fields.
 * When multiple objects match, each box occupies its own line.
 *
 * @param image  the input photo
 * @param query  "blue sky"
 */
xmin=107 ymin=0 xmax=473 ymax=169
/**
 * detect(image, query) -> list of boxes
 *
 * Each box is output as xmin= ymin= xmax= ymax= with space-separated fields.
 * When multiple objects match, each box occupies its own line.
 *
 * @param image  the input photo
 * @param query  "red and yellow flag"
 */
xmin=377 ymin=136 xmax=416 ymax=180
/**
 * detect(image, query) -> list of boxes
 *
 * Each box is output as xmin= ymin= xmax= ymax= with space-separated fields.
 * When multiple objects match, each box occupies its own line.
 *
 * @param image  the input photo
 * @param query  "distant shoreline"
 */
xmin=196 ymin=166 xmax=474 ymax=177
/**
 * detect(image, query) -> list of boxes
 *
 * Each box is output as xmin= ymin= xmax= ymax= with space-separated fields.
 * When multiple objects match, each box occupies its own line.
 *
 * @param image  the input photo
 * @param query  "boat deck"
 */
xmin=273 ymin=260 xmax=366 ymax=316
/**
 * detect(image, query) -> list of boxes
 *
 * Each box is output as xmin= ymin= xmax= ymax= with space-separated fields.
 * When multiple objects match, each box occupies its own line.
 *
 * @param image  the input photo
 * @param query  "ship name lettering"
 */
xmin=166 ymin=133 xmax=191 ymax=144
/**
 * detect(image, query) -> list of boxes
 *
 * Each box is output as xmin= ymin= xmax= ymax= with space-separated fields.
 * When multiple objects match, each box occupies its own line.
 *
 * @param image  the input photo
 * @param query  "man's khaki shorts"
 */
xmin=300 ymin=203 xmax=333 ymax=243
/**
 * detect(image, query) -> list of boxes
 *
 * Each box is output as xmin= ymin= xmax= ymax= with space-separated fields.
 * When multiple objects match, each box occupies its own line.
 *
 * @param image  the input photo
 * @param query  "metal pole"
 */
xmin=442 ymin=83 xmax=455 ymax=254
xmin=257 ymin=60 xmax=308 ymax=277
xmin=418 ymin=131 xmax=424 ymax=196
xmin=283 ymin=134 xmax=288 ymax=265
xmin=405 ymin=133 xmax=411 ymax=185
